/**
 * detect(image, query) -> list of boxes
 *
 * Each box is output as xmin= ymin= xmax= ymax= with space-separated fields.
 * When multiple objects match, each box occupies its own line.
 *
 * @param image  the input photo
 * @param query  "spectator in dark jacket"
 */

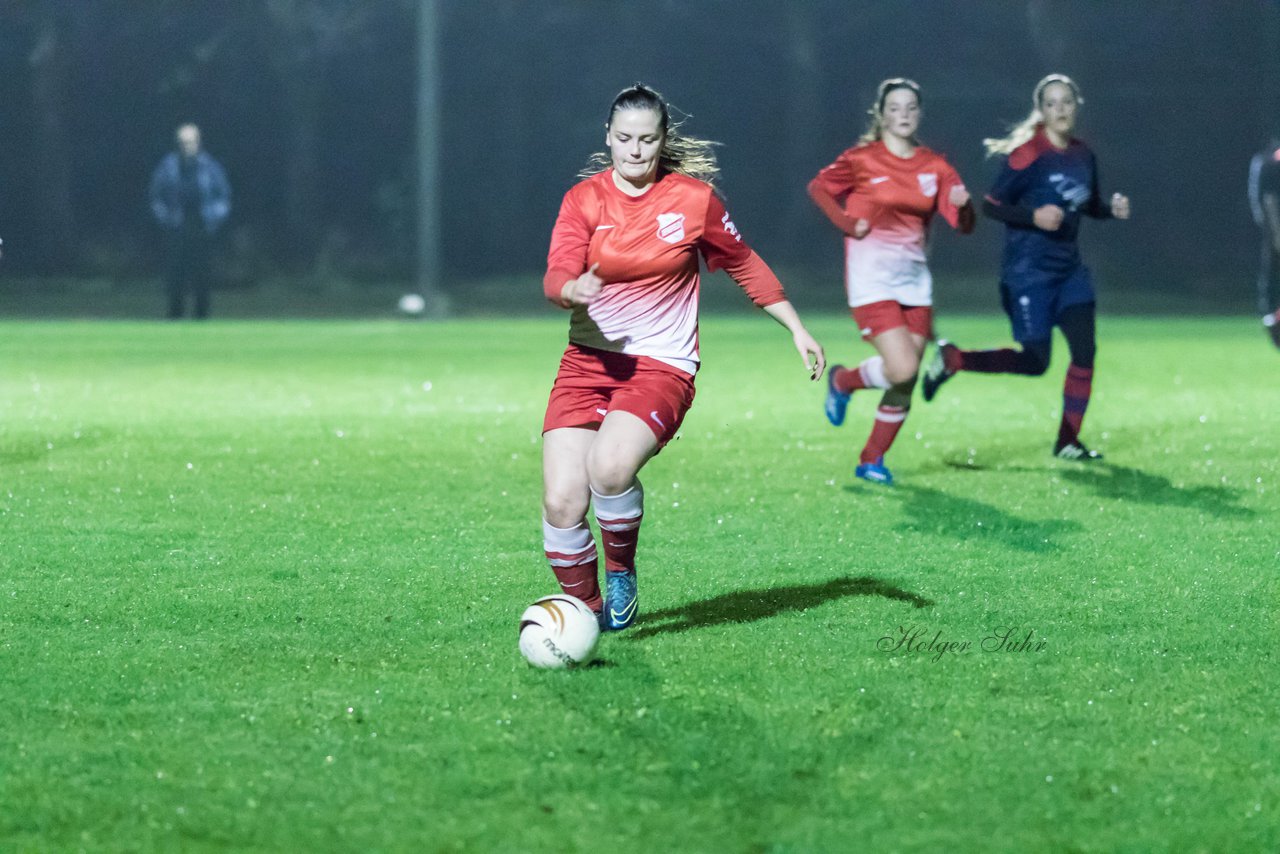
xmin=149 ymin=124 xmax=231 ymax=319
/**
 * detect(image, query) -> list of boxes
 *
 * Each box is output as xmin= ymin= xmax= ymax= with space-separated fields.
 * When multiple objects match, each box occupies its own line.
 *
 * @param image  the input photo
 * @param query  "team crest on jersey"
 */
xmin=917 ymin=173 xmax=938 ymax=197
xmin=656 ymin=212 xmax=686 ymax=244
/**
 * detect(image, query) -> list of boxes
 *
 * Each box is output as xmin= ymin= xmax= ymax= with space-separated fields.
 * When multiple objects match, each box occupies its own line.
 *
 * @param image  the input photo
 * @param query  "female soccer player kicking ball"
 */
xmin=810 ymin=78 xmax=974 ymax=485
xmin=922 ymin=74 xmax=1131 ymax=461
xmin=540 ymin=84 xmax=826 ymax=630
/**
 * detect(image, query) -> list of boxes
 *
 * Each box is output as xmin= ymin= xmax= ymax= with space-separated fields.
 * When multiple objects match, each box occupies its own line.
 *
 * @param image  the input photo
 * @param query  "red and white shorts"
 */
xmin=543 ymin=344 xmax=696 ymax=449
xmin=851 ymin=300 xmax=933 ymax=342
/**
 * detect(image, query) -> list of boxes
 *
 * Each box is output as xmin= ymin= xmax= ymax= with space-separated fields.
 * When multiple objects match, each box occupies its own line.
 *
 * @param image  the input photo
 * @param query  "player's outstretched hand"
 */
xmin=1033 ymin=204 xmax=1065 ymax=231
xmin=562 ymin=263 xmax=603 ymax=306
xmin=1110 ymin=193 xmax=1131 ymax=220
xmin=949 ymin=185 xmax=971 ymax=208
xmin=793 ymin=327 xmax=826 ymax=381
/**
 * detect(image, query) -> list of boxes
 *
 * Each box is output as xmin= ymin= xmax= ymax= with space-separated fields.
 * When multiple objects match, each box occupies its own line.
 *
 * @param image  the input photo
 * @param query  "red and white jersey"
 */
xmin=544 ymin=170 xmax=786 ymax=375
xmin=810 ymin=141 xmax=967 ymax=307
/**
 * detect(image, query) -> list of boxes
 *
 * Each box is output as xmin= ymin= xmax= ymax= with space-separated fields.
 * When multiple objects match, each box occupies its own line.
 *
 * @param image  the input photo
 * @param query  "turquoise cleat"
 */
xmin=825 ymin=364 xmax=851 ymax=426
xmin=855 ymin=457 xmax=894 ymax=486
xmin=604 ymin=569 xmax=638 ymax=631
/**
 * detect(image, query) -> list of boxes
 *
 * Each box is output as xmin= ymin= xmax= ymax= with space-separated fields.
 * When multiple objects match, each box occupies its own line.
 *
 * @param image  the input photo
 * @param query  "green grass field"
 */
xmin=2 ymin=314 xmax=1278 ymax=852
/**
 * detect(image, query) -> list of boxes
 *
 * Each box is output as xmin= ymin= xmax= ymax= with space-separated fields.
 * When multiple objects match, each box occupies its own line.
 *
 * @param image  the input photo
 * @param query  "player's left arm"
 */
xmin=1085 ymin=153 xmax=1129 ymax=220
xmin=936 ymin=161 xmax=975 ymax=234
xmin=699 ymin=194 xmax=825 ymax=379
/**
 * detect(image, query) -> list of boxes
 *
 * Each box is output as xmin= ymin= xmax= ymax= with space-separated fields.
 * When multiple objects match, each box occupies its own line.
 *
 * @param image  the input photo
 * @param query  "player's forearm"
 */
xmin=718 ymin=250 xmax=786 ymax=307
xmin=807 ymin=180 xmax=861 ymax=235
xmin=981 ymin=196 xmax=1034 ymax=227
xmin=762 ymin=299 xmax=805 ymax=334
xmin=1082 ymin=194 xmax=1113 ymax=220
xmin=543 ymin=269 xmax=578 ymax=308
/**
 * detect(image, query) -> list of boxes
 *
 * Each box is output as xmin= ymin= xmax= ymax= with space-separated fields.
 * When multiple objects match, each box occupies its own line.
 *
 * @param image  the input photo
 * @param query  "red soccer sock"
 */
xmin=860 ymin=404 xmax=908 ymax=464
xmin=592 ymin=483 xmax=644 ymax=574
xmin=542 ymin=520 xmax=602 ymax=611
xmin=1056 ymin=363 xmax=1094 ymax=447
xmin=834 ymin=357 xmax=890 ymax=394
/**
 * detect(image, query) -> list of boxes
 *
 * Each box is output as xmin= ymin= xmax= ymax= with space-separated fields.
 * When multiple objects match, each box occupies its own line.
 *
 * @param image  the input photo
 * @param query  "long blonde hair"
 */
xmin=983 ymin=73 xmax=1083 ymax=156
xmin=579 ymin=83 xmax=721 ymax=185
xmin=859 ymin=78 xmax=922 ymax=145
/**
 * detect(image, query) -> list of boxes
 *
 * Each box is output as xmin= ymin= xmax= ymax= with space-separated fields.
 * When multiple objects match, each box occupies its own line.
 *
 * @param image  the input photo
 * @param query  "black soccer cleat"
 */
xmin=922 ymin=340 xmax=958 ymax=402
xmin=1054 ymin=439 xmax=1104 ymax=461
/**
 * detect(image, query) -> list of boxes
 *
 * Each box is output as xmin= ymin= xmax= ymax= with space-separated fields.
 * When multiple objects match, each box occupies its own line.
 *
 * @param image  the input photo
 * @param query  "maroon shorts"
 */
xmin=851 ymin=300 xmax=934 ymax=342
xmin=543 ymin=344 xmax=696 ymax=448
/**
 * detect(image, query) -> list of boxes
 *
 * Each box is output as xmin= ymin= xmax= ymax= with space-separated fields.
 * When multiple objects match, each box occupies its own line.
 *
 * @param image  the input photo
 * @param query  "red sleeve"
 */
xmin=934 ymin=159 xmax=974 ymax=233
xmin=698 ymin=193 xmax=786 ymax=308
xmin=543 ymin=185 xmax=593 ymax=304
xmin=807 ymin=151 xmax=866 ymax=235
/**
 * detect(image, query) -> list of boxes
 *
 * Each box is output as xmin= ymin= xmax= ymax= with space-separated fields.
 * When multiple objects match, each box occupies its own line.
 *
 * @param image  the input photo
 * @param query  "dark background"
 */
xmin=1 ymin=0 xmax=1278 ymax=314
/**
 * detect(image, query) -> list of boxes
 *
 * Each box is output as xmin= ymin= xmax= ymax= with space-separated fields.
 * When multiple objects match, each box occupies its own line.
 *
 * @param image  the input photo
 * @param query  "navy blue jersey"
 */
xmin=983 ymin=128 xmax=1111 ymax=278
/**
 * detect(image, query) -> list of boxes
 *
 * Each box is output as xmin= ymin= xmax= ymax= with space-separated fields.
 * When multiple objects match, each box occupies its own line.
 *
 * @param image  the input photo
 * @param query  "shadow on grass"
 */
xmin=860 ymin=483 xmax=1082 ymax=553
xmin=0 ymin=446 xmax=49 ymax=466
xmin=1057 ymin=462 xmax=1255 ymax=519
xmin=625 ymin=575 xmax=932 ymax=641
xmin=0 ymin=432 xmax=112 ymax=467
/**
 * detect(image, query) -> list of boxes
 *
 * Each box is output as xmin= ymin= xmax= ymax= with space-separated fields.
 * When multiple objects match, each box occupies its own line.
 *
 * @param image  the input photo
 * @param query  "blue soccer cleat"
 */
xmin=604 ymin=569 xmax=638 ymax=631
xmin=855 ymin=457 xmax=894 ymax=486
xmin=825 ymin=364 xmax=851 ymax=426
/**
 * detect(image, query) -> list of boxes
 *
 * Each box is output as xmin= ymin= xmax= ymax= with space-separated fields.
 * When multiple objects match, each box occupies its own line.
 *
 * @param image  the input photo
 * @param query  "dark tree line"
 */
xmin=1 ymin=0 xmax=416 ymax=279
xmin=1 ymin=1 xmax=1277 ymax=302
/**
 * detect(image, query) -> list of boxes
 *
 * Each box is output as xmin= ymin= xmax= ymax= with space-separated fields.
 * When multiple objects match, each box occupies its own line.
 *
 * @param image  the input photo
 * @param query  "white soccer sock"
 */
xmin=590 ymin=481 xmax=644 ymax=531
xmin=858 ymin=356 xmax=892 ymax=390
xmin=542 ymin=518 xmax=596 ymax=565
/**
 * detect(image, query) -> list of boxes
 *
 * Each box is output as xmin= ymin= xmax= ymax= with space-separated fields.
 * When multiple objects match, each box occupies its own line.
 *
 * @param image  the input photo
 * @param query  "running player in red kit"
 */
xmin=811 ymin=78 xmax=974 ymax=485
xmin=541 ymin=84 xmax=826 ymax=631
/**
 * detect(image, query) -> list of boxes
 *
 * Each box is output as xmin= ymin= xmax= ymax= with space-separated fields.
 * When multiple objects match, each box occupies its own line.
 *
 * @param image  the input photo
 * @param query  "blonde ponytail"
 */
xmin=984 ymin=74 xmax=1083 ymax=156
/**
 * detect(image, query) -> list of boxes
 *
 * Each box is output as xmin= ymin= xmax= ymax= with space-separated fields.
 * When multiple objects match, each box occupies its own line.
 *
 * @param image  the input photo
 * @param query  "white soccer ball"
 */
xmin=397 ymin=292 xmax=427 ymax=315
xmin=518 ymin=594 xmax=600 ymax=669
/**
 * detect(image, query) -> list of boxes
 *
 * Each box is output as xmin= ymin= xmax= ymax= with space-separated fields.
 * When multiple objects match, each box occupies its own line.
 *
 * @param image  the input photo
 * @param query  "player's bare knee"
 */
xmin=883 ymin=353 xmax=919 ymax=385
xmin=542 ymin=490 xmax=589 ymax=528
xmin=885 ymin=364 xmax=919 ymax=386
xmin=587 ymin=466 xmax=634 ymax=497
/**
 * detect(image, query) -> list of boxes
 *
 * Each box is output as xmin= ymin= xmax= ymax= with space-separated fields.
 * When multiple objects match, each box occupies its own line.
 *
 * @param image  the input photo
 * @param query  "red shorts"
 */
xmin=543 ymin=344 xmax=696 ymax=448
xmin=851 ymin=300 xmax=933 ymax=342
